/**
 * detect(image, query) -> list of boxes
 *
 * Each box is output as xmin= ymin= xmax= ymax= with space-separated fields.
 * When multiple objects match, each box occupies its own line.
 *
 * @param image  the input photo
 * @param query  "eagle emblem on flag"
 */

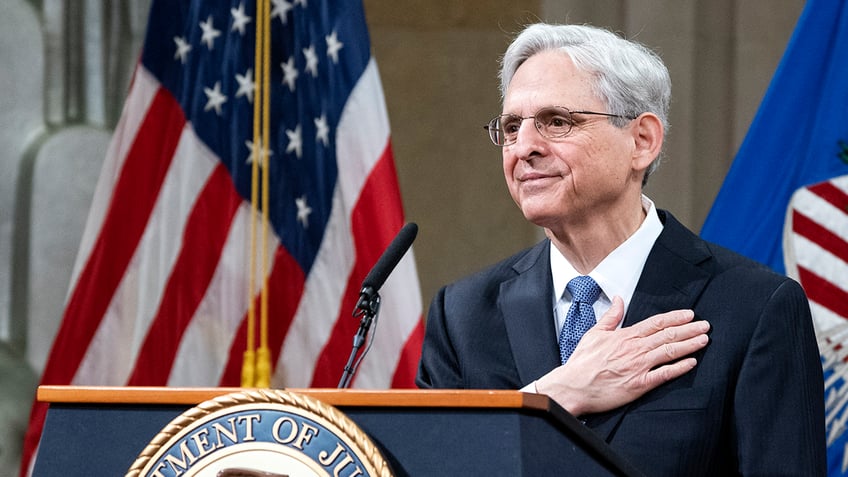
xmin=784 ymin=173 xmax=848 ymax=473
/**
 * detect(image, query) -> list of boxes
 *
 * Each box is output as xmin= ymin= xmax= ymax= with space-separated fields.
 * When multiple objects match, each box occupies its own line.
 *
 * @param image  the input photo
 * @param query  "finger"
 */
xmin=644 ymin=332 xmax=710 ymax=367
xmin=632 ymin=309 xmax=696 ymax=337
xmin=594 ymin=296 xmax=625 ymax=330
xmin=643 ymin=319 xmax=711 ymax=350
xmin=644 ymin=357 xmax=699 ymax=388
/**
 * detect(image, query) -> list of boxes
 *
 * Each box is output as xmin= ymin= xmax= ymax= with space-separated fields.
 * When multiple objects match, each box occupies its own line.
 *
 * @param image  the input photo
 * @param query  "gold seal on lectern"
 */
xmin=125 ymin=389 xmax=393 ymax=477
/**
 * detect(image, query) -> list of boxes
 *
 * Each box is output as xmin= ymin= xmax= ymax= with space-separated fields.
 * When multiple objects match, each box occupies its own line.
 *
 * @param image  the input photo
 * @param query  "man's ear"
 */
xmin=630 ymin=112 xmax=664 ymax=171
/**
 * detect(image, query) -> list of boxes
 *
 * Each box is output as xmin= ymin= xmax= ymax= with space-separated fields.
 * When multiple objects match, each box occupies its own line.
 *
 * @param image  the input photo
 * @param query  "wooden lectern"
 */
xmin=35 ymin=386 xmax=644 ymax=476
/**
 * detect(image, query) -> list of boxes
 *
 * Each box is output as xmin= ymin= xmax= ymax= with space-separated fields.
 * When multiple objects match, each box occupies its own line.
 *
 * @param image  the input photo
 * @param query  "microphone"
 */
xmin=361 ymin=222 xmax=418 ymax=296
xmin=339 ymin=222 xmax=418 ymax=388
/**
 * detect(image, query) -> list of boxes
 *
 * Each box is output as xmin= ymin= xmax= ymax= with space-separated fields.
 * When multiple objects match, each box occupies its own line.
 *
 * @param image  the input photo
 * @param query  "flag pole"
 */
xmin=242 ymin=0 xmax=271 ymax=388
xmin=256 ymin=0 xmax=273 ymax=388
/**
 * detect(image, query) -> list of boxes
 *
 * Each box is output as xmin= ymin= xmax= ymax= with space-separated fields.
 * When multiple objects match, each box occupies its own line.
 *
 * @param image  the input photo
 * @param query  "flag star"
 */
xmin=230 ymin=3 xmax=252 ymax=35
xmin=286 ymin=125 xmax=303 ymax=158
xmin=199 ymin=15 xmax=222 ymax=50
xmin=271 ymin=0 xmax=293 ymax=25
xmin=303 ymin=45 xmax=319 ymax=77
xmin=235 ymin=69 xmax=256 ymax=103
xmin=295 ymin=195 xmax=312 ymax=228
xmin=326 ymin=31 xmax=344 ymax=64
xmin=281 ymin=56 xmax=298 ymax=92
xmin=245 ymin=139 xmax=273 ymax=165
xmin=314 ymin=114 xmax=329 ymax=146
xmin=294 ymin=0 xmax=308 ymax=6
xmin=173 ymin=36 xmax=192 ymax=64
xmin=203 ymin=81 xmax=227 ymax=115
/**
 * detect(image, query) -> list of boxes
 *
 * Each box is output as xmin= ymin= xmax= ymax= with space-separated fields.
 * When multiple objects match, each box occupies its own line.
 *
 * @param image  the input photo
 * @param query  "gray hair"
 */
xmin=500 ymin=23 xmax=671 ymax=184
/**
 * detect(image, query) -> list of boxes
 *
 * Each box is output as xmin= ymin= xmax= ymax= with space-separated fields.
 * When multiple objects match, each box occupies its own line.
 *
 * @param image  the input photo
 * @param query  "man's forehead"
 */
xmin=503 ymin=54 xmax=598 ymax=113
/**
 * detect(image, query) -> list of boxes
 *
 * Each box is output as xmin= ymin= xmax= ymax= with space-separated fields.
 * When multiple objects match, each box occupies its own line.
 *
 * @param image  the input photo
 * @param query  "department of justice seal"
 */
xmin=126 ymin=389 xmax=393 ymax=477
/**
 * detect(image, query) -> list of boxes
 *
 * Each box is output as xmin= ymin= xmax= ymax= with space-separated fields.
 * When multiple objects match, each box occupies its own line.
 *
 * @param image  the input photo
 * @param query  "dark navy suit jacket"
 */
xmin=417 ymin=210 xmax=826 ymax=476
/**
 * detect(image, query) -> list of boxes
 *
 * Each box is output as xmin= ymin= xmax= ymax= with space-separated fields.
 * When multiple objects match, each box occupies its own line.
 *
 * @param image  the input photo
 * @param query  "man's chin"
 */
xmin=519 ymin=208 xmax=560 ymax=230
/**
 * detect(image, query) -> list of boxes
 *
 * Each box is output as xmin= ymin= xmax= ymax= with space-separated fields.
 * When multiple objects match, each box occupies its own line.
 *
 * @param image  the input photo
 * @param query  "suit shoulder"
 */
xmin=441 ymin=241 xmax=548 ymax=295
xmin=659 ymin=210 xmax=793 ymax=288
xmin=703 ymin=240 xmax=793 ymax=286
xmin=695 ymin=239 xmax=809 ymax=313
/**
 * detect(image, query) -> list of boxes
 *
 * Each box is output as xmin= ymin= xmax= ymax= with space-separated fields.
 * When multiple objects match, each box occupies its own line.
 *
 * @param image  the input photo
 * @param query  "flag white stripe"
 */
xmin=168 ymin=203 xmax=280 ymax=386
xmin=790 ymin=182 xmax=848 ymax=240
xmin=833 ymin=175 xmax=848 ymax=195
xmin=815 ymin=303 xmax=848 ymax=349
xmin=791 ymin=235 xmax=848 ymax=295
xmin=336 ymin=59 xmax=391 ymax=207
xmin=355 ymin=251 xmax=422 ymax=387
xmin=274 ymin=59 xmax=391 ymax=386
xmin=274 ymin=186 xmax=354 ymax=386
xmin=66 ymin=67 xmax=160 ymax=300
xmin=73 ymin=120 xmax=218 ymax=385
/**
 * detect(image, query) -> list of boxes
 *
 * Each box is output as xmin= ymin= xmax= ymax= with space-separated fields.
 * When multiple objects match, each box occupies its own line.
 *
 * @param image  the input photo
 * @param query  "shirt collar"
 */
xmin=550 ymin=196 xmax=663 ymax=312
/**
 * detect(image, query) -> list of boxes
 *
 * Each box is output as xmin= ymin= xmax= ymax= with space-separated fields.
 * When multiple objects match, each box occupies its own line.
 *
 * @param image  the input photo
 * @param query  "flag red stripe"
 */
xmin=126 ymin=164 xmax=243 ymax=385
xmin=261 ymin=247 xmax=308 ymax=373
xmin=808 ymin=180 xmax=848 ymax=211
xmin=797 ymin=266 xmax=848 ymax=318
xmin=391 ymin=317 xmax=425 ymax=388
xmin=309 ymin=142 xmax=406 ymax=387
xmin=218 ymin=245 xmax=306 ymax=386
xmin=21 ymin=87 xmax=185 ymax=476
xmin=24 ymin=6 xmax=423 ymax=475
xmin=349 ymin=143 xmax=408 ymax=243
xmin=40 ymin=88 xmax=185 ymax=383
xmin=20 ymin=406 xmax=44 ymax=477
xmin=792 ymin=210 xmax=848 ymax=263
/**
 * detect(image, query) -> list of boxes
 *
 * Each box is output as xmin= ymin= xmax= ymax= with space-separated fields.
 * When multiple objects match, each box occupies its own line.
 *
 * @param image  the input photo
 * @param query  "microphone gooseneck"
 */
xmin=338 ymin=223 xmax=418 ymax=389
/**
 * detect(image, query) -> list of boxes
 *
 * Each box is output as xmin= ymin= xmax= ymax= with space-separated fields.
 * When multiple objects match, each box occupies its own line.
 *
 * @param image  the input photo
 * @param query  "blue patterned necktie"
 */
xmin=559 ymin=276 xmax=601 ymax=364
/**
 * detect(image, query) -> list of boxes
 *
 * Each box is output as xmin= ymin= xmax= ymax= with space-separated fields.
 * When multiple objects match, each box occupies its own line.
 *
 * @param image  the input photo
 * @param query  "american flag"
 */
xmin=21 ymin=0 xmax=424 ymax=474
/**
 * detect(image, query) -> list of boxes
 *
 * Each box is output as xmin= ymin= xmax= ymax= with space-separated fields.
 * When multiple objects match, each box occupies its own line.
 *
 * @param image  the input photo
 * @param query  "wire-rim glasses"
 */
xmin=484 ymin=106 xmax=637 ymax=147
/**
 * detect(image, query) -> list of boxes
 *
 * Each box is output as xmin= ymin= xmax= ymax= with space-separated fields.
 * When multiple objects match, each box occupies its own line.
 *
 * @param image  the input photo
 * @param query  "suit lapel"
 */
xmin=498 ymin=240 xmax=561 ymax=386
xmin=588 ymin=211 xmax=714 ymax=441
xmin=623 ymin=214 xmax=712 ymax=327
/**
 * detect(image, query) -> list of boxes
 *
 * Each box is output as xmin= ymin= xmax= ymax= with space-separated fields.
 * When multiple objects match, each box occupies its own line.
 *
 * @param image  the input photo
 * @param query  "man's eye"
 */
xmin=546 ymin=115 xmax=571 ymax=128
xmin=502 ymin=120 xmax=520 ymax=133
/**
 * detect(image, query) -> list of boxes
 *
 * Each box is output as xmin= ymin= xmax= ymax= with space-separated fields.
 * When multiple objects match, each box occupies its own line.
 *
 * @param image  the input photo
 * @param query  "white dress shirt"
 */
xmin=551 ymin=196 xmax=664 ymax=335
xmin=522 ymin=196 xmax=663 ymax=392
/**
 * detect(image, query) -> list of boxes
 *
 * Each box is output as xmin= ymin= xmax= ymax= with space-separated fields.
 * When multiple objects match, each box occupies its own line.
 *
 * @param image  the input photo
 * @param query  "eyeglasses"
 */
xmin=484 ymin=106 xmax=637 ymax=147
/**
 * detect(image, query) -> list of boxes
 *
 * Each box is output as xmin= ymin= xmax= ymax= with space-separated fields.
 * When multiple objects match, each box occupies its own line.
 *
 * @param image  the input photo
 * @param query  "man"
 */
xmin=416 ymin=23 xmax=825 ymax=476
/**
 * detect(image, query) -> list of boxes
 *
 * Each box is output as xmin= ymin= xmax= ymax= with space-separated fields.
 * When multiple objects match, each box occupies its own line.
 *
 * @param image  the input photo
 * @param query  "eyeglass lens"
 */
xmin=490 ymin=107 xmax=576 ymax=145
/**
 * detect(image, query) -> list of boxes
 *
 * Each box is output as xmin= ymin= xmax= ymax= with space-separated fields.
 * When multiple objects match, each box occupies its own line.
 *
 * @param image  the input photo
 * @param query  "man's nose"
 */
xmin=512 ymin=119 xmax=545 ymax=156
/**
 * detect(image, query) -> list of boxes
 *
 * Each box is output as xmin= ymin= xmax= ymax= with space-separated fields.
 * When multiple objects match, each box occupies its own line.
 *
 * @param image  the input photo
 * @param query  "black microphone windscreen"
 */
xmin=362 ymin=222 xmax=418 ymax=292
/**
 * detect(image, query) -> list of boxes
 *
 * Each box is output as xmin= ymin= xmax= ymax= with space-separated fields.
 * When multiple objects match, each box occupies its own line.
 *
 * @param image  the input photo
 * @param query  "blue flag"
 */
xmin=701 ymin=0 xmax=848 ymax=274
xmin=701 ymin=1 xmax=848 ymax=475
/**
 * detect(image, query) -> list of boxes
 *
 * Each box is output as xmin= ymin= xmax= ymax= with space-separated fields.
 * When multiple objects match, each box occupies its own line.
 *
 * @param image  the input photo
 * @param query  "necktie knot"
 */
xmin=567 ymin=275 xmax=601 ymax=304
